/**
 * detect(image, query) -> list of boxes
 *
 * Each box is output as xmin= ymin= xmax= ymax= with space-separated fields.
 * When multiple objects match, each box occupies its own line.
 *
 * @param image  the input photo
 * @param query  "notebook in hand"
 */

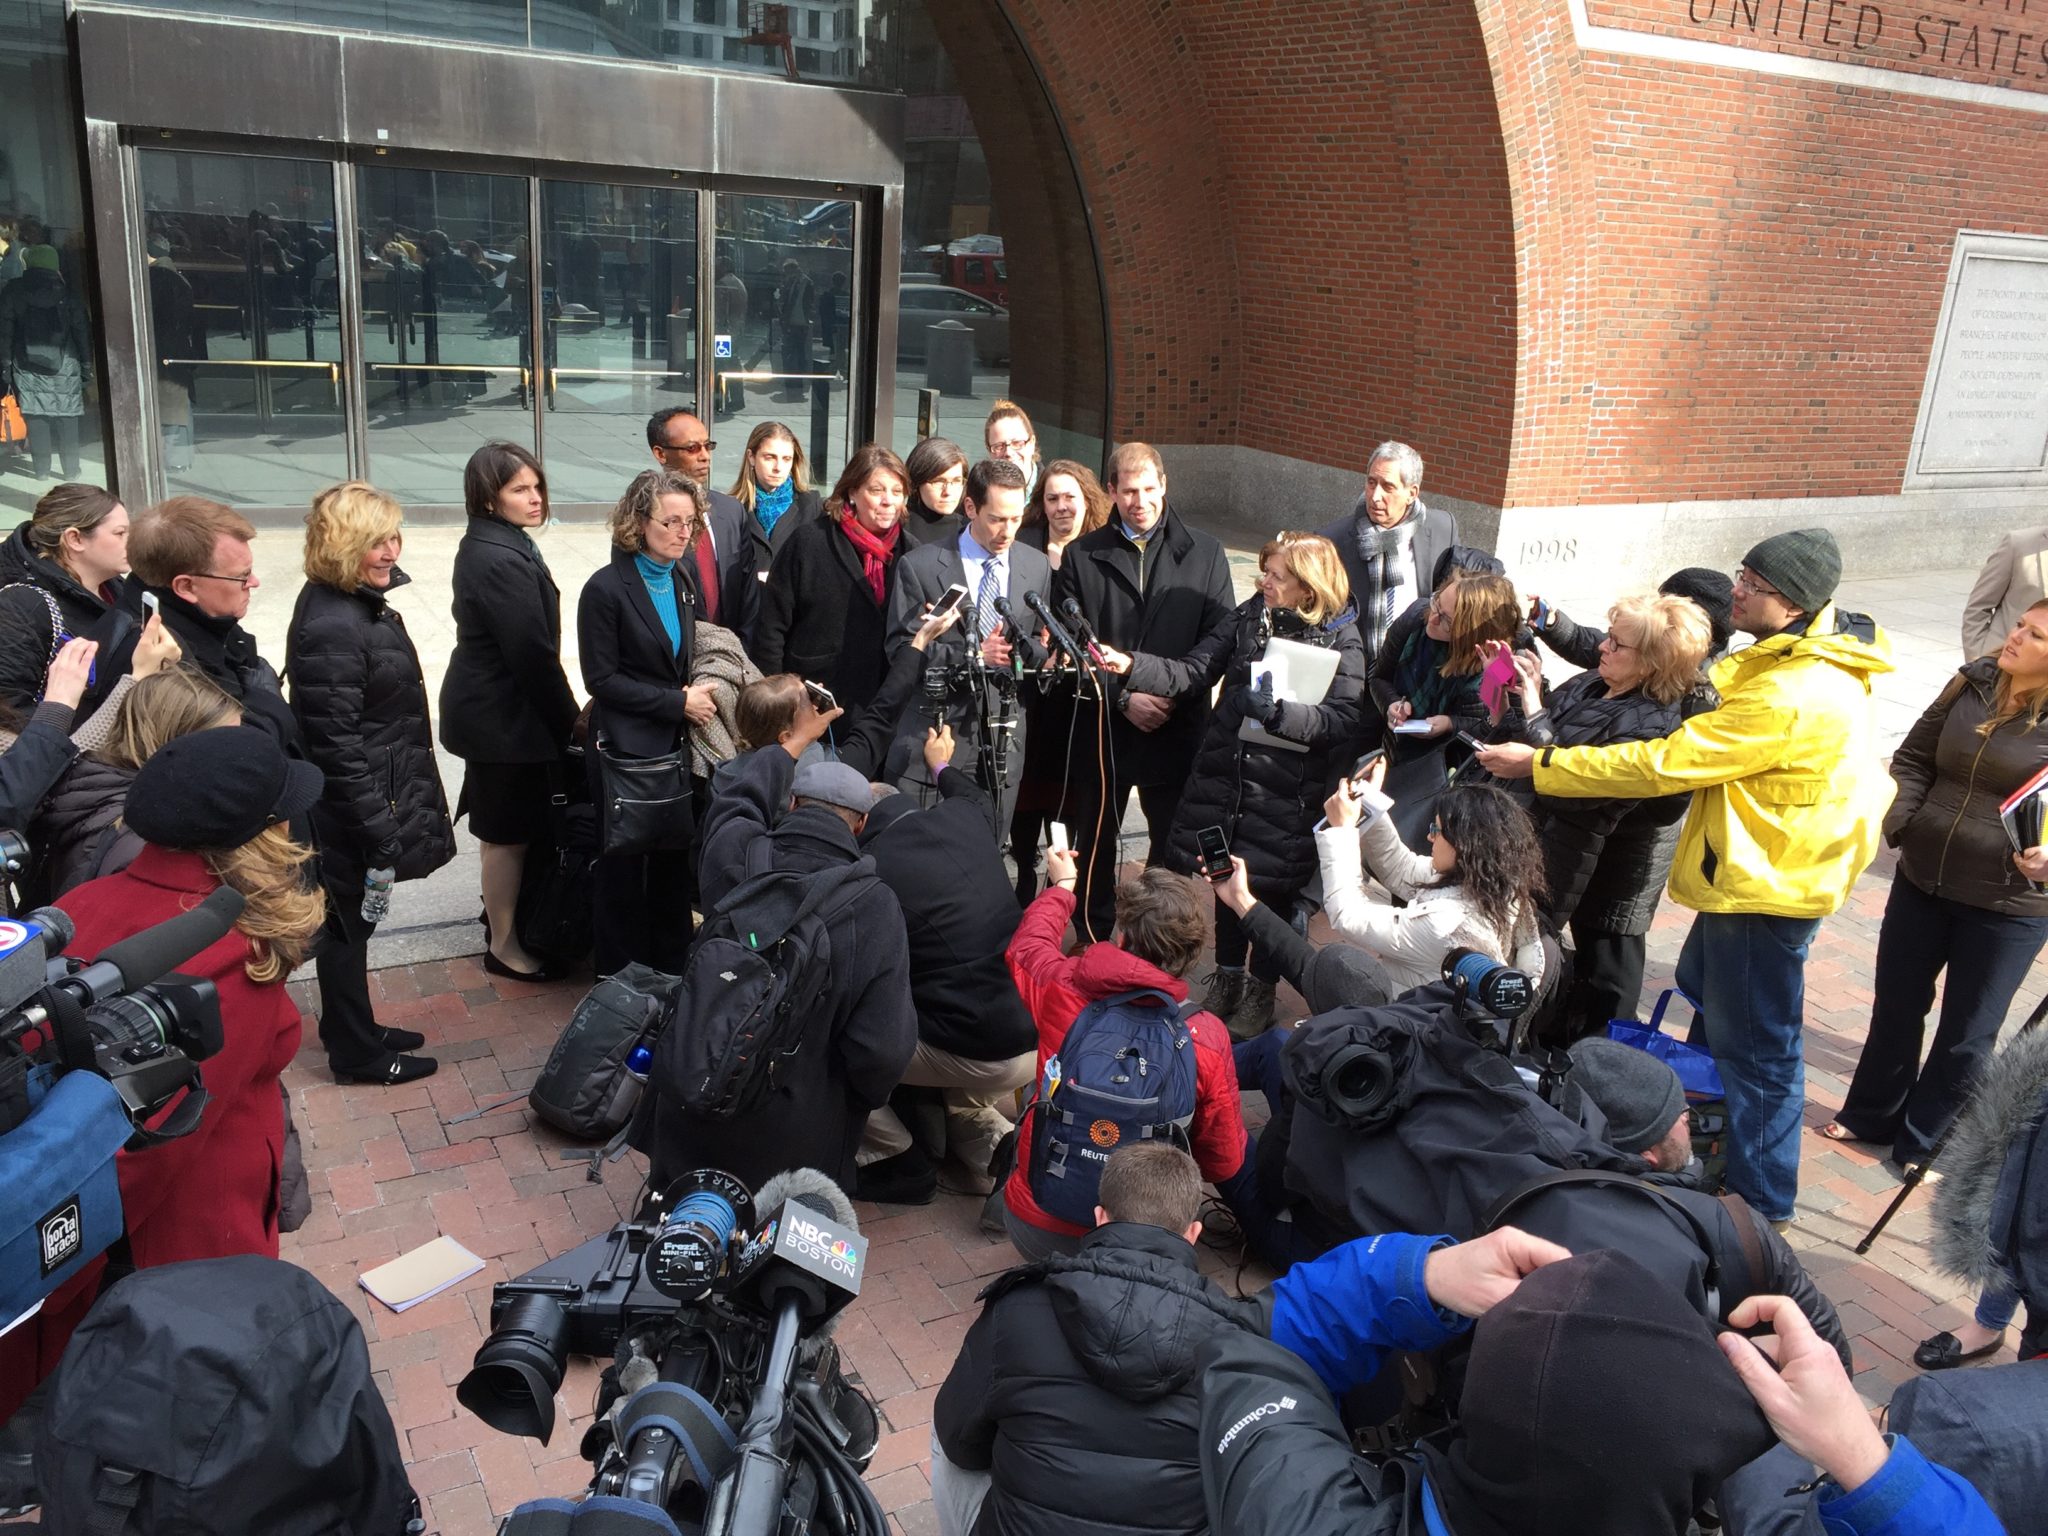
xmin=359 ymin=1235 xmax=485 ymax=1313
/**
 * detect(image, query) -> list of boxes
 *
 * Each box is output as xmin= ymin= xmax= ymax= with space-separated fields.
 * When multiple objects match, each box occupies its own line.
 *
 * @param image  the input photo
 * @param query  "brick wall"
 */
xmin=1000 ymin=0 xmax=2048 ymax=513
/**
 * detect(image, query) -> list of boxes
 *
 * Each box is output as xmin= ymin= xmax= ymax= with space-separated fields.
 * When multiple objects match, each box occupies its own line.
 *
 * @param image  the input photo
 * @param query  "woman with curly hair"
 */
xmin=1318 ymin=769 xmax=1549 ymax=997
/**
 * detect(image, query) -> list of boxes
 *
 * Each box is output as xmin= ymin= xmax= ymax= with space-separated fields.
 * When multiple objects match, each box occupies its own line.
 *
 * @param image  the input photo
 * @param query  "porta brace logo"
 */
xmin=1216 ymin=1395 xmax=1296 ymax=1454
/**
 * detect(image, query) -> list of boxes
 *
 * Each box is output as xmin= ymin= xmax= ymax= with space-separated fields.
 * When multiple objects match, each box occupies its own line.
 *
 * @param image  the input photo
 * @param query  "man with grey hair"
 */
xmin=1319 ymin=440 xmax=1459 ymax=668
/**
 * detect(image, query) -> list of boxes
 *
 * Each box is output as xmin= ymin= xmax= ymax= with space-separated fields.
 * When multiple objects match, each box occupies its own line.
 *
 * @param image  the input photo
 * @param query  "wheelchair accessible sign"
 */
xmin=714 ymin=335 xmax=733 ymax=358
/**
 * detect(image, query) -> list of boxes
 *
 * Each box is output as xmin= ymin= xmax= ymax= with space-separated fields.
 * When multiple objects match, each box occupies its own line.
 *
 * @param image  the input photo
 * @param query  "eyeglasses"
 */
xmin=649 ymin=515 xmax=695 ymax=534
xmin=660 ymin=440 xmax=715 ymax=455
xmin=190 ymin=570 xmax=257 ymax=589
xmin=1731 ymin=568 xmax=1781 ymax=598
xmin=1598 ymin=633 xmax=1637 ymax=653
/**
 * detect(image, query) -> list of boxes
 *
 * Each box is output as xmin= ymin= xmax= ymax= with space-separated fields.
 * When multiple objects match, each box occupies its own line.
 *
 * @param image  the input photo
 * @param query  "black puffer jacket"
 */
xmin=1127 ymin=598 xmax=1365 ymax=898
xmin=933 ymin=1222 xmax=1261 ymax=1536
xmin=1888 ymin=657 xmax=2048 ymax=917
xmin=0 ymin=524 xmax=140 ymax=718
xmin=30 ymin=751 xmax=138 ymax=897
xmin=1509 ymin=671 xmax=1685 ymax=929
xmin=285 ymin=571 xmax=454 ymax=883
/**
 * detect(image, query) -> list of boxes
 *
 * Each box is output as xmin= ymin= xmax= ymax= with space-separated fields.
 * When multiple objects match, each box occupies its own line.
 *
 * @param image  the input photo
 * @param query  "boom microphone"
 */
xmin=1025 ymin=590 xmax=1088 ymax=666
xmin=753 ymin=1166 xmax=859 ymax=1233
xmin=75 ymin=886 xmax=246 ymax=1001
xmin=737 ymin=1168 xmax=866 ymax=1333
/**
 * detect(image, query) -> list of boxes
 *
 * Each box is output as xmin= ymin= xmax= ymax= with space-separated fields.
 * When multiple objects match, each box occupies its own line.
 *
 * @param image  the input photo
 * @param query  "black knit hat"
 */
xmin=1658 ymin=567 xmax=1735 ymax=656
xmin=1741 ymin=528 xmax=1841 ymax=614
xmin=1425 ymin=1251 xmax=1776 ymax=1536
xmin=124 ymin=726 xmax=323 ymax=851
xmin=1567 ymin=1037 xmax=1686 ymax=1156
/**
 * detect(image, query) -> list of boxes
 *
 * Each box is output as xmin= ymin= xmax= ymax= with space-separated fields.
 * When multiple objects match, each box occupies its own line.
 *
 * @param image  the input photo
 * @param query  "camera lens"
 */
xmin=84 ymin=991 xmax=178 ymax=1056
xmin=1325 ymin=1042 xmax=1400 ymax=1123
xmin=457 ymin=1294 xmax=569 ymax=1443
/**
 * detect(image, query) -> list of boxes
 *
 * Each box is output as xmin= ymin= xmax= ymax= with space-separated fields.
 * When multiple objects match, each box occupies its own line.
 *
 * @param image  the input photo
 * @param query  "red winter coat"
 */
xmin=1003 ymin=887 xmax=1245 ymax=1238
xmin=0 ymin=845 xmax=304 ymax=1414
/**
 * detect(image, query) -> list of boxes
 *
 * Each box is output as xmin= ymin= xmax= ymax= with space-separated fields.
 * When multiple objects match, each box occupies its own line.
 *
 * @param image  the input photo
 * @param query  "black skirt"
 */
xmin=455 ymin=759 xmax=552 ymax=844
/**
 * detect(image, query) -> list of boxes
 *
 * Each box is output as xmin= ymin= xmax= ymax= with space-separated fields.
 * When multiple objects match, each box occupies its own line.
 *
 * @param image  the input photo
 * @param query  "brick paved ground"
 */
xmin=278 ymin=835 xmax=2044 ymax=1536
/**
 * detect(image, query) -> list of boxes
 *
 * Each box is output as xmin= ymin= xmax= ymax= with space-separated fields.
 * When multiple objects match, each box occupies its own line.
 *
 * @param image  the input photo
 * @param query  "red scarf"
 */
xmin=838 ymin=514 xmax=901 ymax=606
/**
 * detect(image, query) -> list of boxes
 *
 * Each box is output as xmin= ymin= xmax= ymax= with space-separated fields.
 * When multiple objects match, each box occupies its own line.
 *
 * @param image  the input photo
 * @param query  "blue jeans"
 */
xmin=1675 ymin=910 xmax=1821 ymax=1222
xmin=1977 ymin=1280 xmax=2020 ymax=1333
xmin=1234 ymin=1027 xmax=1289 ymax=1109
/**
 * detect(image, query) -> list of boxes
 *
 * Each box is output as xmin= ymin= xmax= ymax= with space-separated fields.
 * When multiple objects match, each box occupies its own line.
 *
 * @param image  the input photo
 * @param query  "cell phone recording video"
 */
xmin=930 ymin=583 xmax=971 ymax=623
xmin=803 ymin=680 xmax=838 ymax=713
xmin=1195 ymin=825 xmax=1232 ymax=882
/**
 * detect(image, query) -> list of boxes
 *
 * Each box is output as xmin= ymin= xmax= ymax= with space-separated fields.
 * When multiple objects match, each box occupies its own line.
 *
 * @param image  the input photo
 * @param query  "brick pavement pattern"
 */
xmin=280 ymin=838 xmax=2043 ymax=1536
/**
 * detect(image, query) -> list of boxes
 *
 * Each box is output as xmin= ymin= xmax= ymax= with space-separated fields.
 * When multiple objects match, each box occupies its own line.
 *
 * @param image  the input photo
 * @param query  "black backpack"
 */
xmin=650 ymin=840 xmax=876 ymax=1120
xmin=34 ymin=1255 xmax=420 ymax=1535
xmin=515 ymin=775 xmax=596 ymax=966
xmin=529 ymin=963 xmax=679 ymax=1141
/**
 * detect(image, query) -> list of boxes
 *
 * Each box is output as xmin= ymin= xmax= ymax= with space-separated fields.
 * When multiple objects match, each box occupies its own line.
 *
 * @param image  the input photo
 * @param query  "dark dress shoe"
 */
xmin=855 ymin=1147 xmax=938 ymax=1206
xmin=332 ymin=1053 xmax=439 ymax=1086
xmin=377 ymin=1025 xmax=426 ymax=1052
xmin=1912 ymin=1330 xmax=2003 ymax=1370
xmin=482 ymin=948 xmax=563 ymax=983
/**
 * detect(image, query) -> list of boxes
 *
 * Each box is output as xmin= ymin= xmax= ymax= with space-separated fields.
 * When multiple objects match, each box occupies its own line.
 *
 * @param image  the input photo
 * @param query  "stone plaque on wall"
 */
xmin=1906 ymin=232 xmax=2048 ymax=490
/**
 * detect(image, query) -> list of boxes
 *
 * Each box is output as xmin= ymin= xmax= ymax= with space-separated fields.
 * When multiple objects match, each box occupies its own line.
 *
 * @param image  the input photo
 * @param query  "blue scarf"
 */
xmin=754 ymin=480 xmax=796 ymax=537
xmin=634 ymin=552 xmax=683 ymax=655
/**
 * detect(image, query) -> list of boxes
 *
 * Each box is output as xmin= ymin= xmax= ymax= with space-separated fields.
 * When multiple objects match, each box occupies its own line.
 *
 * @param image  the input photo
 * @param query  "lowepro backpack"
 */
xmin=1025 ymin=988 xmax=1199 ymax=1227
xmin=649 ymin=840 xmax=877 ymax=1121
xmin=529 ymin=963 xmax=680 ymax=1142
xmin=34 ymin=1255 xmax=421 ymax=1535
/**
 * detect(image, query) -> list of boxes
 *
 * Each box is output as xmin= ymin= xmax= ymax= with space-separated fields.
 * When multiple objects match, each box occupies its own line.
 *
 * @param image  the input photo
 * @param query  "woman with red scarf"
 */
xmin=756 ymin=444 xmax=909 ymax=712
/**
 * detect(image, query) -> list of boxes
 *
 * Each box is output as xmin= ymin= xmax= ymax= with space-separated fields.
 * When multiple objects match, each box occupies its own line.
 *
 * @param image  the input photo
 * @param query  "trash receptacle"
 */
xmin=926 ymin=320 xmax=975 ymax=399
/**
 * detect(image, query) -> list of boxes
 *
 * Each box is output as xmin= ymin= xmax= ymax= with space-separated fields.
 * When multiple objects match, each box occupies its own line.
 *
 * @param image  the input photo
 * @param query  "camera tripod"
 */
xmin=1854 ymin=987 xmax=2048 ymax=1255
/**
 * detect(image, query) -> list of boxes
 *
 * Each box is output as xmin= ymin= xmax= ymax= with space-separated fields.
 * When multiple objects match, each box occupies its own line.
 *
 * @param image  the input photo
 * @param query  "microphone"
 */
xmin=1025 ymin=590 xmax=1088 ymax=667
xmin=1058 ymin=596 xmax=1100 ymax=648
xmin=68 ymin=886 xmax=246 ymax=1003
xmin=991 ymin=593 xmax=1019 ymax=636
xmin=737 ymin=1167 xmax=865 ymax=1334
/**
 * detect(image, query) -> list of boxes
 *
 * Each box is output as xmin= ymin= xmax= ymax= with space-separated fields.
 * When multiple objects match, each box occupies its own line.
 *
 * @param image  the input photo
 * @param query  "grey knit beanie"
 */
xmin=1567 ymin=1038 xmax=1686 ymax=1156
xmin=1740 ymin=528 xmax=1841 ymax=615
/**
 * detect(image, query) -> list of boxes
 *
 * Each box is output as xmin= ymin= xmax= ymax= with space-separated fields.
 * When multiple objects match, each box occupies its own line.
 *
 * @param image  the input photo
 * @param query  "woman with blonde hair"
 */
xmin=754 ymin=443 xmax=909 ymax=712
xmin=1096 ymin=531 xmax=1366 ymax=1034
xmin=730 ymin=419 xmax=823 ymax=574
xmin=576 ymin=469 xmax=719 ymax=975
xmin=6 ymin=726 xmax=326 ymax=1407
xmin=287 ymin=480 xmax=453 ymax=1086
xmin=32 ymin=666 xmax=242 ymax=896
xmin=1485 ymin=591 xmax=1717 ymax=1033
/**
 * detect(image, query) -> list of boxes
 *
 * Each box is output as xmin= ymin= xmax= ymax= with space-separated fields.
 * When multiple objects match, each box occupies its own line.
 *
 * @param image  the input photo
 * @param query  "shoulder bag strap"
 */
xmin=0 ymin=582 xmax=64 ymax=675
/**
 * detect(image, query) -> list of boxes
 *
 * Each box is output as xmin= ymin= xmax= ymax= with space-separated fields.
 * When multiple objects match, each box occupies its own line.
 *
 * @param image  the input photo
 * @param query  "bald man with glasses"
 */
xmin=648 ymin=406 xmax=760 ymax=655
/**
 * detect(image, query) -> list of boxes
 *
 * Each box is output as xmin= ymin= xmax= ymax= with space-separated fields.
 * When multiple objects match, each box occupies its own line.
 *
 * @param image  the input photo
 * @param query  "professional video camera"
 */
xmin=0 ymin=838 xmax=244 ymax=1323
xmin=463 ymin=1166 xmax=887 ymax=1536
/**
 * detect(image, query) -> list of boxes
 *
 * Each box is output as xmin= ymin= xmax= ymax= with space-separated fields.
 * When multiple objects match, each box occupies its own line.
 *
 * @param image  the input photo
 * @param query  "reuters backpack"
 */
xmin=1025 ymin=988 xmax=1199 ymax=1226
xmin=649 ymin=841 xmax=876 ymax=1121
xmin=34 ymin=1255 xmax=421 ymax=1536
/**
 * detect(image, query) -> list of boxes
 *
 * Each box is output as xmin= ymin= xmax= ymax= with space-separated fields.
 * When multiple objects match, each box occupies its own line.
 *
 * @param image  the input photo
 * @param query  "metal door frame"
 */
xmin=76 ymin=8 xmax=903 ymax=520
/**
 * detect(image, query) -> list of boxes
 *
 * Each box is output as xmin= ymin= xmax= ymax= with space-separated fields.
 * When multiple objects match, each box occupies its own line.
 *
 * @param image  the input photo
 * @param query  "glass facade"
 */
xmin=13 ymin=1 xmax=1109 ymax=513
xmin=104 ymin=0 xmax=903 ymax=87
xmin=0 ymin=0 xmax=106 ymax=522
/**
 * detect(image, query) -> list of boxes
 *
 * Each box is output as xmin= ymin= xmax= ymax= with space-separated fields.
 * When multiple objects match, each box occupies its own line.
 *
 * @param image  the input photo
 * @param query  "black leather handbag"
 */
xmin=593 ymin=735 xmax=695 ymax=857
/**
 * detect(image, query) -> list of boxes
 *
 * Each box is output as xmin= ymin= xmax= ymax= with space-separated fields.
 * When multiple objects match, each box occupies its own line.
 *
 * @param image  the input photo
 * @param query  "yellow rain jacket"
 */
xmin=1532 ymin=605 xmax=1896 ymax=918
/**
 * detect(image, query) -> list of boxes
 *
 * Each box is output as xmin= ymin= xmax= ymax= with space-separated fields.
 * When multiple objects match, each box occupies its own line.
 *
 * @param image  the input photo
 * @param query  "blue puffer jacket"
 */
xmin=1265 ymin=1230 xmax=1463 ymax=1397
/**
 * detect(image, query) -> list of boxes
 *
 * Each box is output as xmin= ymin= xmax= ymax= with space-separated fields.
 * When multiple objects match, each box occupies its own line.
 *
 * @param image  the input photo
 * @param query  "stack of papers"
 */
xmin=359 ymin=1236 xmax=484 ymax=1313
xmin=2001 ymin=763 xmax=2048 ymax=894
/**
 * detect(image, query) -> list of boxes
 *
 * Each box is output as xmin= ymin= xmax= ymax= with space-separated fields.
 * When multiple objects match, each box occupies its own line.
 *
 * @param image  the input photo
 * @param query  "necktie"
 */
xmin=694 ymin=535 xmax=721 ymax=623
xmin=976 ymin=559 xmax=1003 ymax=643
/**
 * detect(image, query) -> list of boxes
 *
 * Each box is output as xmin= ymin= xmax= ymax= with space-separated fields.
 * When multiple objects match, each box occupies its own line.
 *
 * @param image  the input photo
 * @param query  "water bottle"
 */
xmin=361 ymin=866 xmax=396 ymax=925
xmin=625 ymin=1041 xmax=654 ymax=1082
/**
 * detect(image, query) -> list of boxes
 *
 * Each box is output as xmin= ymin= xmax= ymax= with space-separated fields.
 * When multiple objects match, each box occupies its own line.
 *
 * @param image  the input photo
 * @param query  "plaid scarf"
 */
xmin=1354 ymin=508 xmax=1419 ymax=660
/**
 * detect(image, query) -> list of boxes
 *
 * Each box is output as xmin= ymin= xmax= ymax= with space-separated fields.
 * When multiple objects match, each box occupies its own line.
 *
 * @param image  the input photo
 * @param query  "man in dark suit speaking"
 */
xmin=884 ymin=457 xmax=1051 ymax=842
xmin=647 ymin=406 xmax=760 ymax=656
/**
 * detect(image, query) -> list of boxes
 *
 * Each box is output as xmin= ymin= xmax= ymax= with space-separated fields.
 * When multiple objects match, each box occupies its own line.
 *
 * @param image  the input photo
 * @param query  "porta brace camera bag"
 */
xmin=528 ymin=963 xmax=680 ymax=1143
xmin=1025 ymin=987 xmax=1198 ymax=1228
xmin=0 ymin=1065 xmax=130 ymax=1323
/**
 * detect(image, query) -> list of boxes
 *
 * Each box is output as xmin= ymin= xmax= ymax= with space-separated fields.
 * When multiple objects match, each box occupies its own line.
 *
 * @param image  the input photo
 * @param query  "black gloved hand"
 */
xmin=1245 ymin=669 xmax=1281 ymax=727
